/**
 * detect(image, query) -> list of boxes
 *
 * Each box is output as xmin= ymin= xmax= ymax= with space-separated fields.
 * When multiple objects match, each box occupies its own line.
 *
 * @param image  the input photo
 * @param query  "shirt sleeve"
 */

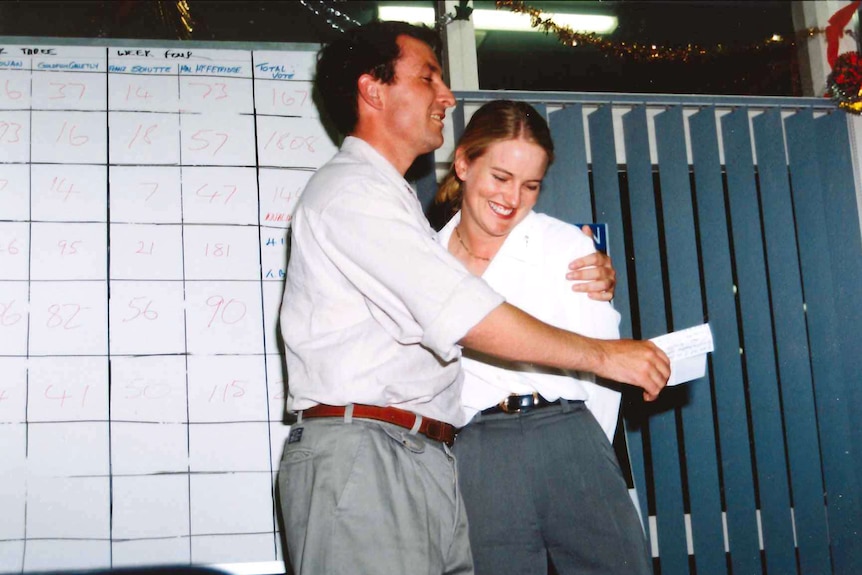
xmin=306 ymin=177 xmax=504 ymax=361
xmin=544 ymin=222 xmax=621 ymax=340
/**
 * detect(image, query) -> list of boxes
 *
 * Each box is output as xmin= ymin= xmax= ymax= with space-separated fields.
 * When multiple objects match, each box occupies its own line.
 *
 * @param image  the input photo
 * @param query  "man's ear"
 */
xmin=454 ymin=147 xmax=469 ymax=180
xmin=357 ymin=73 xmax=384 ymax=110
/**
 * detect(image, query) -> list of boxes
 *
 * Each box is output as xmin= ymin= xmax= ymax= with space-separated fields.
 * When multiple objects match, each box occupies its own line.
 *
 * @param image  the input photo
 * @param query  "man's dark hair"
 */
xmin=315 ymin=20 xmax=442 ymax=136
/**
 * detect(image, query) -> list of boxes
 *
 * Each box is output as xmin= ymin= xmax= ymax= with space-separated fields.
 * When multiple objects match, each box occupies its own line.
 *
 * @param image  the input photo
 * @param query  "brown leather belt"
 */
xmin=301 ymin=404 xmax=457 ymax=447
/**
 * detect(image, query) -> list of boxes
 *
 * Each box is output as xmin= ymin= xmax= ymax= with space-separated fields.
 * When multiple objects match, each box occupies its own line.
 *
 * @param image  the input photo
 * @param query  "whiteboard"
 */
xmin=0 ymin=39 xmax=337 ymax=573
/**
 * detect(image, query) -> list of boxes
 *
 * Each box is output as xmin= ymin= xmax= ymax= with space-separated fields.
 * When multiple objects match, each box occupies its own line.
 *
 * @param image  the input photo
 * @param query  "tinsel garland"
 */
xmin=495 ymin=0 xmax=819 ymax=62
xmin=299 ymin=0 xmax=360 ymax=33
xmin=154 ymin=0 xmax=195 ymax=39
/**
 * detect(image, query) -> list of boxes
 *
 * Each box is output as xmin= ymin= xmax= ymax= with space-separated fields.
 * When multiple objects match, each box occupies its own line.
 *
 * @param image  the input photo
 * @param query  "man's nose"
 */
xmin=438 ymin=82 xmax=455 ymax=109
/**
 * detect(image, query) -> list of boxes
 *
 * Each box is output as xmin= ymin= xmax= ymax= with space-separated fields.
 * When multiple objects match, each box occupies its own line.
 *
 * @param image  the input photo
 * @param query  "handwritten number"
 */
xmin=0 ymin=239 xmax=20 ymax=256
xmin=196 ymin=183 xmax=237 ymax=204
xmin=205 ymin=295 xmax=246 ymax=328
xmin=50 ymin=177 xmax=80 ymax=201
xmin=135 ymin=241 xmax=154 ymax=255
xmin=271 ymin=88 xmax=308 ymax=108
xmin=46 ymin=303 xmax=85 ymax=330
xmin=0 ymin=300 xmax=22 ymax=326
xmin=44 ymin=383 xmax=90 ymax=408
xmin=204 ymin=243 xmax=231 ymax=257
xmin=263 ymin=130 xmax=316 ymax=153
xmin=125 ymin=84 xmax=152 ymax=101
xmin=208 ymin=380 xmax=246 ymax=403
xmin=124 ymin=379 xmax=171 ymax=400
xmin=56 ymin=121 xmax=88 ymax=146
xmin=57 ymin=240 xmax=81 ymax=255
xmin=49 ymin=82 xmax=86 ymax=100
xmin=128 ymin=124 xmax=157 ymax=149
xmin=0 ymin=121 xmax=22 ymax=143
xmin=189 ymin=130 xmax=229 ymax=156
xmin=123 ymin=297 xmax=159 ymax=323
xmin=140 ymin=182 xmax=159 ymax=201
xmin=188 ymin=81 xmax=229 ymax=100
xmin=3 ymin=79 xmax=22 ymax=100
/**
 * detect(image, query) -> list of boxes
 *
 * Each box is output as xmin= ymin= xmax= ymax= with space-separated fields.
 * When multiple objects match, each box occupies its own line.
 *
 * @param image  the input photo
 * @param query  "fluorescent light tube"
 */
xmin=377 ymin=6 xmax=618 ymax=34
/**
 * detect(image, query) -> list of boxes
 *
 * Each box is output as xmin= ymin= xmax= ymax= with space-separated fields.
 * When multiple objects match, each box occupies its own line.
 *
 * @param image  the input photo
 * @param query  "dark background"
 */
xmin=0 ymin=0 xmax=801 ymax=96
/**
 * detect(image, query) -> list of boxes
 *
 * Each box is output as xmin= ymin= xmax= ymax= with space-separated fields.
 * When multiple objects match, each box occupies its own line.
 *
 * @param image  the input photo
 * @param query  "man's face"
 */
xmin=378 ymin=35 xmax=455 ymax=161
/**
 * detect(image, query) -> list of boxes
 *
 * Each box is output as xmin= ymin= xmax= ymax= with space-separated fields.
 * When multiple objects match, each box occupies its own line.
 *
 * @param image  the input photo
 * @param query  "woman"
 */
xmin=437 ymin=100 xmax=652 ymax=575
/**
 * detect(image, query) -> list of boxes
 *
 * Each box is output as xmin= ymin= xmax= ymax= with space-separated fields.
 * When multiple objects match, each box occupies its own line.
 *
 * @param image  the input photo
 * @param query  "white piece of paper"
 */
xmin=650 ymin=323 xmax=714 ymax=386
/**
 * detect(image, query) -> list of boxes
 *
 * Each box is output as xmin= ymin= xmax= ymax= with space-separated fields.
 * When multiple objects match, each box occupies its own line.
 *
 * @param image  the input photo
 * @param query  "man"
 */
xmin=278 ymin=21 xmax=669 ymax=575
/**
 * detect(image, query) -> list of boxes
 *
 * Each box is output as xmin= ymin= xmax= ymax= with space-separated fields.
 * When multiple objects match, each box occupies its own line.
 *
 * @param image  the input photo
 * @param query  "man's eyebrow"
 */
xmin=424 ymin=61 xmax=443 ymax=75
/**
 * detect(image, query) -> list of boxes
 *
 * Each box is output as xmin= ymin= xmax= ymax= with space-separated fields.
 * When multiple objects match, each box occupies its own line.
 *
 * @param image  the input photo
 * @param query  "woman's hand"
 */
xmin=566 ymin=225 xmax=616 ymax=301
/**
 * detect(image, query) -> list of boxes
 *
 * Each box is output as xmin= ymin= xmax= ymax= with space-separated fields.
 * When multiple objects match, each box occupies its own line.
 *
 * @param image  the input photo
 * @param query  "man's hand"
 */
xmin=593 ymin=339 xmax=671 ymax=402
xmin=567 ymin=225 xmax=616 ymax=301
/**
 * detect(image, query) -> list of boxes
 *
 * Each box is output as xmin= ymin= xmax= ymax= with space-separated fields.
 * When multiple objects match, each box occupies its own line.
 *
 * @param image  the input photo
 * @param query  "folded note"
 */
xmin=650 ymin=323 xmax=714 ymax=386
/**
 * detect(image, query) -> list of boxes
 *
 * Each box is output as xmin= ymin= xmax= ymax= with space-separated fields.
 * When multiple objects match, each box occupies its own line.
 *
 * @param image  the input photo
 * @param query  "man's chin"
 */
xmin=422 ymin=134 xmax=445 ymax=154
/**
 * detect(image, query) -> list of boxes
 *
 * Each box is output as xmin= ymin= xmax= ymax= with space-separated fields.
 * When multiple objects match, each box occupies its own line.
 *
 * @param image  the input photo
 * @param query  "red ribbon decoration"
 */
xmin=827 ymin=0 xmax=861 ymax=68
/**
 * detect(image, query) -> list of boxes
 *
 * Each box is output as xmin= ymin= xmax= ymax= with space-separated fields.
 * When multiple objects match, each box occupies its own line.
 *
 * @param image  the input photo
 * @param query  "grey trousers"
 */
xmin=454 ymin=401 xmax=652 ymax=575
xmin=277 ymin=416 xmax=474 ymax=575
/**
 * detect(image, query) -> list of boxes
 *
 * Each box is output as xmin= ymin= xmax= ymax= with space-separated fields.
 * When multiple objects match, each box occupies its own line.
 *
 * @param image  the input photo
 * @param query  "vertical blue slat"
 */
xmin=452 ymin=98 xmax=466 ymax=141
xmin=752 ymin=108 xmax=831 ymax=573
xmin=588 ymin=105 xmax=651 ymax=544
xmin=721 ymin=108 xmax=796 ymax=573
xmin=815 ymin=116 xmax=862 ymax=524
xmin=531 ymin=102 xmax=548 ymax=118
xmin=786 ymin=110 xmax=854 ymax=573
xmin=539 ymin=104 xmax=591 ymax=222
xmin=689 ymin=108 xmax=761 ymax=574
xmin=787 ymin=109 xmax=862 ymax=573
xmin=589 ymin=105 xmax=631 ymax=331
xmin=655 ymin=106 xmax=725 ymax=573
xmin=623 ymin=105 xmax=688 ymax=574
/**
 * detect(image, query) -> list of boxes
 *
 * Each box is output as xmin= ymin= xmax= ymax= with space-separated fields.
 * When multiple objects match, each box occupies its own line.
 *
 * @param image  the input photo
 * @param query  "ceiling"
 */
xmin=0 ymin=1 xmax=800 ymax=95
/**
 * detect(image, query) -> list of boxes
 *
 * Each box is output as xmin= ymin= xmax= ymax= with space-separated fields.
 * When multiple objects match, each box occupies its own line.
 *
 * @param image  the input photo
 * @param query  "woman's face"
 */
xmin=455 ymin=137 xmax=549 ymax=239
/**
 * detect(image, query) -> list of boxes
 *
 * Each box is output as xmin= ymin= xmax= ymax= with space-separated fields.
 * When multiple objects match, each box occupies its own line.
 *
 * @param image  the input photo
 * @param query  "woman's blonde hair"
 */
xmin=435 ymin=100 xmax=554 ymax=215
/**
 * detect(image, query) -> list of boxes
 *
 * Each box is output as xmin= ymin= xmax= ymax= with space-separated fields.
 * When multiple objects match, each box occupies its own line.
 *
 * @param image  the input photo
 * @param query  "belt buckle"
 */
xmin=498 ymin=392 xmax=539 ymax=414
xmin=423 ymin=419 xmax=455 ymax=447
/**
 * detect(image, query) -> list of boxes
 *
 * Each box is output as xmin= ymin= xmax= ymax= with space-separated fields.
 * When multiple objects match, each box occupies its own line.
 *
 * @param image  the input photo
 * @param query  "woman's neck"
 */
xmin=450 ymin=220 xmax=505 ymax=276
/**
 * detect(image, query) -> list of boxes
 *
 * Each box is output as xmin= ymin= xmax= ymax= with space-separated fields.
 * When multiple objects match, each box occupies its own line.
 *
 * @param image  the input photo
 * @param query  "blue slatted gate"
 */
xmin=417 ymin=92 xmax=862 ymax=575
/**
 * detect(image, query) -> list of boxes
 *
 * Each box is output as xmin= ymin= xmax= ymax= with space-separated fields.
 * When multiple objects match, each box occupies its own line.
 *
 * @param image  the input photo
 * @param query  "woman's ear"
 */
xmin=357 ymin=74 xmax=383 ymax=110
xmin=454 ymin=147 xmax=469 ymax=180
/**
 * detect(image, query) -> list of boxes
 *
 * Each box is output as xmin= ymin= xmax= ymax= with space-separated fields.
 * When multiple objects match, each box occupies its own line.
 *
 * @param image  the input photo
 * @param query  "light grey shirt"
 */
xmin=280 ymin=137 xmax=504 ymax=427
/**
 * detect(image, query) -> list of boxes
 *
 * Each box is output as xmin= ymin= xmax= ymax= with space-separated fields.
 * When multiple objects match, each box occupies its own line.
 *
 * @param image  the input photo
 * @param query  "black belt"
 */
xmin=481 ymin=392 xmax=561 ymax=415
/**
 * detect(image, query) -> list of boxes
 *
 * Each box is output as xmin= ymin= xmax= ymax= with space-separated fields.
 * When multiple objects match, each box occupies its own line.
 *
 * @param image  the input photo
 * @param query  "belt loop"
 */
xmin=560 ymin=398 xmax=571 ymax=413
xmin=344 ymin=404 xmax=354 ymax=424
xmin=409 ymin=414 xmax=422 ymax=435
xmin=297 ymin=410 xmax=303 ymax=423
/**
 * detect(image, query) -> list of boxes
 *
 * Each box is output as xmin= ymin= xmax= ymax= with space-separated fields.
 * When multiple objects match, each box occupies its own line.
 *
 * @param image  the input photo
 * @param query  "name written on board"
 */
xmin=114 ymin=49 xmax=192 ymax=59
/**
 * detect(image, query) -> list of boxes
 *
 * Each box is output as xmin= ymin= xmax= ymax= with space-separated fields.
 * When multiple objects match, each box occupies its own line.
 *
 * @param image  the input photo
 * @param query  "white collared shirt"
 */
xmin=438 ymin=211 xmax=623 ymax=440
xmin=280 ymin=137 xmax=504 ymax=427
